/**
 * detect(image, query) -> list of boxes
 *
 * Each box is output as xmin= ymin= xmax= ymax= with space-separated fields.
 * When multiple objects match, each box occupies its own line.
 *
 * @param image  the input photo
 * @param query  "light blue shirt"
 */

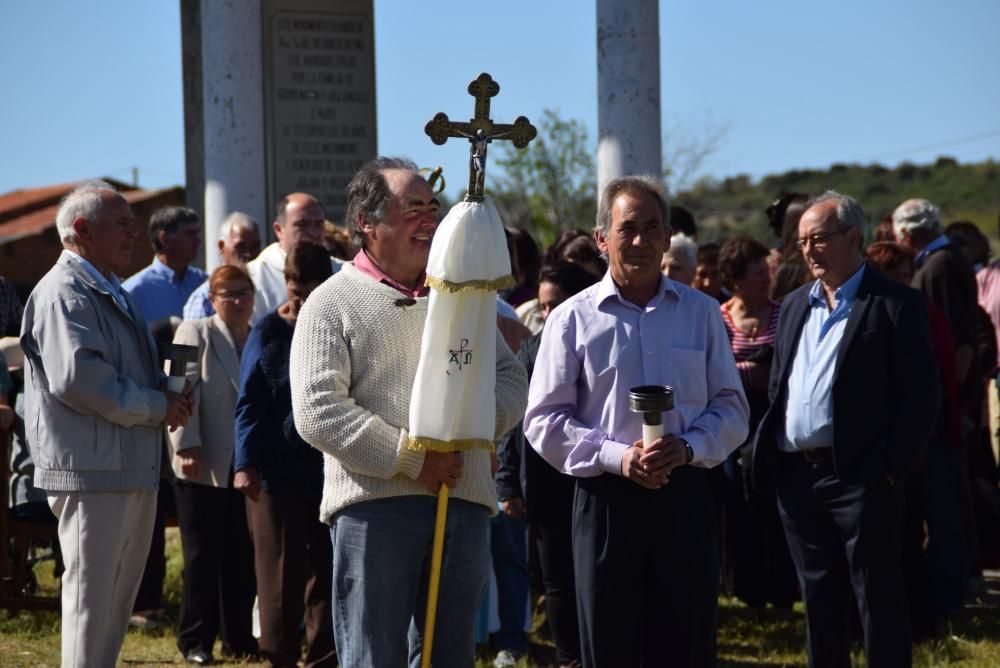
xmin=782 ymin=263 xmax=866 ymax=451
xmin=524 ymin=271 xmax=750 ymax=476
xmin=183 ymin=280 xmax=215 ymax=320
xmin=63 ymin=249 xmax=130 ymax=312
xmin=122 ymin=256 xmax=207 ymax=325
xmin=914 ymin=234 xmax=950 ymax=268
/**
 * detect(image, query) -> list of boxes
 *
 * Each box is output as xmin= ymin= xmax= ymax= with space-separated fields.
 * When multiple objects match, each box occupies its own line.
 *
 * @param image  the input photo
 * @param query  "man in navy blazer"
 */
xmin=752 ymin=191 xmax=941 ymax=667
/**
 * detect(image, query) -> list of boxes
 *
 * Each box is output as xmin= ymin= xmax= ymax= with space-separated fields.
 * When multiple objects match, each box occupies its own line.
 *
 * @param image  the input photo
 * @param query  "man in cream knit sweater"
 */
xmin=290 ymin=157 xmax=528 ymax=668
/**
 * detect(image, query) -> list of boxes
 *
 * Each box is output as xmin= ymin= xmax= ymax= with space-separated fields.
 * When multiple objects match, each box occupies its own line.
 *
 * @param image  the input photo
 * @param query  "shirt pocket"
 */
xmin=661 ymin=347 xmax=709 ymax=409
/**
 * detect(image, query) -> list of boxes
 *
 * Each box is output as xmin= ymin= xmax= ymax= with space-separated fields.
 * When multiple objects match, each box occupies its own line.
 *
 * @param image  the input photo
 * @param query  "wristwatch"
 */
xmin=682 ymin=438 xmax=694 ymax=464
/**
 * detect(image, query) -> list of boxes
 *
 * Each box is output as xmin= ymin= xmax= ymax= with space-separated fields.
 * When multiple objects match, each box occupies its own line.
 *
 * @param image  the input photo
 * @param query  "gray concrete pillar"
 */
xmin=596 ymin=0 xmax=662 ymax=197
xmin=183 ymin=0 xmax=268 ymax=272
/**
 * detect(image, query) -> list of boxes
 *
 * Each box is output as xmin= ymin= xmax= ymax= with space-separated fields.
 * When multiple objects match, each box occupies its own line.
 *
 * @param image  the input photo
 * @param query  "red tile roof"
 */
xmin=0 ymin=179 xmax=180 ymax=245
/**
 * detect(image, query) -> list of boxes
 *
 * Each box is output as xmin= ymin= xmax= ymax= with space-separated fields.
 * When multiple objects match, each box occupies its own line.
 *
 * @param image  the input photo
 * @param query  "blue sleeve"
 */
xmin=234 ymin=326 xmax=267 ymax=473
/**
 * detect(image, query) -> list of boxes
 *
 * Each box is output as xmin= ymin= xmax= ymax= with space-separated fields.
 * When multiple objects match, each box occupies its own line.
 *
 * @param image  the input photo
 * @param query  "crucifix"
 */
xmin=424 ymin=72 xmax=537 ymax=202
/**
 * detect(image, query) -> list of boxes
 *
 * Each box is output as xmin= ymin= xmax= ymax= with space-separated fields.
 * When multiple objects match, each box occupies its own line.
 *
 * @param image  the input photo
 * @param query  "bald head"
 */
xmin=274 ymin=192 xmax=325 ymax=252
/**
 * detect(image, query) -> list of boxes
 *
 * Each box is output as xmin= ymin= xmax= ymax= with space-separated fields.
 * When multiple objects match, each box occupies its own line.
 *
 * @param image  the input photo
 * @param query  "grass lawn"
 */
xmin=2 ymin=528 xmax=999 ymax=667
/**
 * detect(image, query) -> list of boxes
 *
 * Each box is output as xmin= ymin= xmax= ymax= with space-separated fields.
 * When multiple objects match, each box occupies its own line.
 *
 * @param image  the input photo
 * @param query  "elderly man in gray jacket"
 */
xmin=20 ymin=180 xmax=192 ymax=667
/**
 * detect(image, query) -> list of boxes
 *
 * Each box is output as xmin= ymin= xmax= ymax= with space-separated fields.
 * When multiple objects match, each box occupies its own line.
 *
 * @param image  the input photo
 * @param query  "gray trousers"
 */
xmin=48 ymin=488 xmax=157 ymax=668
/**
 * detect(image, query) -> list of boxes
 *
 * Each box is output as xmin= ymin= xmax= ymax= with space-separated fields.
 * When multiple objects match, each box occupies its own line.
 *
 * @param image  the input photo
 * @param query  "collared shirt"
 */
xmin=352 ymin=249 xmax=429 ymax=298
xmin=351 ymin=251 xmax=521 ymax=316
xmin=122 ymin=256 xmax=207 ymax=324
xmin=63 ymin=249 xmax=130 ymax=312
xmin=248 ymin=243 xmax=342 ymax=324
xmin=915 ymin=234 xmax=950 ymax=268
xmin=781 ymin=263 xmax=866 ymax=451
xmin=524 ymin=271 xmax=750 ymax=477
xmin=183 ymin=280 xmax=215 ymax=320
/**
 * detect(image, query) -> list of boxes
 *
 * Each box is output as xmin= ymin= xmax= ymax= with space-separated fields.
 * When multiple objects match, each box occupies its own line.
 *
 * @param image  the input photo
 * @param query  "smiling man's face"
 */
xmin=596 ymin=189 xmax=667 ymax=294
xmin=364 ymin=169 xmax=439 ymax=285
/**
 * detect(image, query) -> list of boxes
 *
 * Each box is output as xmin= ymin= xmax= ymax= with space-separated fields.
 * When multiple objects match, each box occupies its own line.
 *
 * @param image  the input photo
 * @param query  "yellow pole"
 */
xmin=421 ymin=484 xmax=450 ymax=668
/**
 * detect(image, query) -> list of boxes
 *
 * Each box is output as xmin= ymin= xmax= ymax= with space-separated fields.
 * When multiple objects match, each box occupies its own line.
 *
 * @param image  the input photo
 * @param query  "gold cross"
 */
xmin=425 ymin=73 xmax=537 ymax=202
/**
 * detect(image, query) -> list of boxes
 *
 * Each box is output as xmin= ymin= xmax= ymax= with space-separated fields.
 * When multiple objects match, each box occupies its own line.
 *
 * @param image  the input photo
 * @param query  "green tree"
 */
xmin=490 ymin=109 xmax=597 ymax=247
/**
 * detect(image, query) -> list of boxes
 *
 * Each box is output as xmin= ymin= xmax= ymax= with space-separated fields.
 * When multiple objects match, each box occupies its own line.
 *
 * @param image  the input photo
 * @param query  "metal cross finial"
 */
xmin=425 ymin=73 xmax=537 ymax=202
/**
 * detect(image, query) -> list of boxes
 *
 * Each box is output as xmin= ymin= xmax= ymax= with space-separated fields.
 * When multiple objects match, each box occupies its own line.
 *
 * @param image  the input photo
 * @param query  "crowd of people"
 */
xmin=4 ymin=157 xmax=1000 ymax=668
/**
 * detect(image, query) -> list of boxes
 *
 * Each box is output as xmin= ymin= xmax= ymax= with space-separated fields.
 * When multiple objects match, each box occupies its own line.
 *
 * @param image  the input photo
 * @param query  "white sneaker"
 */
xmin=494 ymin=649 xmax=522 ymax=668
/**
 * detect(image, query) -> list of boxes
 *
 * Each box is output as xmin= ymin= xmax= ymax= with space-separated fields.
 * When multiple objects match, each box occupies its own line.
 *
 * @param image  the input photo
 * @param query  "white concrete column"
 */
xmin=596 ymin=0 xmax=662 ymax=197
xmin=200 ymin=0 xmax=267 ymax=272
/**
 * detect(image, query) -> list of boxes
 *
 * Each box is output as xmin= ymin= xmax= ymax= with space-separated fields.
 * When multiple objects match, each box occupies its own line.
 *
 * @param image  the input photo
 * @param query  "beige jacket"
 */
xmin=167 ymin=314 xmax=242 ymax=487
xmin=21 ymin=251 xmax=166 ymax=492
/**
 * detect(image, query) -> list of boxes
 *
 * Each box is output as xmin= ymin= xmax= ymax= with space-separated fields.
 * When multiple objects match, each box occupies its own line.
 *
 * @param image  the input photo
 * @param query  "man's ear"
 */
xmin=594 ymin=227 xmax=607 ymax=254
xmin=272 ymin=220 xmax=284 ymax=241
xmin=71 ymin=217 xmax=89 ymax=241
xmin=358 ymin=214 xmax=375 ymax=240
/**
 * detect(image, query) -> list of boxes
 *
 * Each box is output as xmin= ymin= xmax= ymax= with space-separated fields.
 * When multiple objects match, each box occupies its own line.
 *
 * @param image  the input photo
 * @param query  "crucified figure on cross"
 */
xmin=424 ymin=72 xmax=537 ymax=201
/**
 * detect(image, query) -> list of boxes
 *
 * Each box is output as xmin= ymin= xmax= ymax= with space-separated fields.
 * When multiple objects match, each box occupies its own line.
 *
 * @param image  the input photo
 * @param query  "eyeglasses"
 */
xmin=212 ymin=289 xmax=253 ymax=303
xmin=796 ymin=226 xmax=851 ymax=251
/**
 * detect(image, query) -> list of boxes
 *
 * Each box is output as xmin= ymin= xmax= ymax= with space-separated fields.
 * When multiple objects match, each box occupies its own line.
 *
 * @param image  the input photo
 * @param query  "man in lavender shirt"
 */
xmin=524 ymin=175 xmax=749 ymax=668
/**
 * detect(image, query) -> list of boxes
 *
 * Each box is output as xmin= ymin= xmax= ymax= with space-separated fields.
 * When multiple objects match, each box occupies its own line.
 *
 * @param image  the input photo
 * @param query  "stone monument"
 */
xmin=181 ymin=0 xmax=376 ymax=270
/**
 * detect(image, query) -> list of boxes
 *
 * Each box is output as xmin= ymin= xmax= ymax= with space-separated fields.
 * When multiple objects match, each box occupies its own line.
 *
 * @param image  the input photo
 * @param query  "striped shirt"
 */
xmin=720 ymin=299 xmax=781 ymax=390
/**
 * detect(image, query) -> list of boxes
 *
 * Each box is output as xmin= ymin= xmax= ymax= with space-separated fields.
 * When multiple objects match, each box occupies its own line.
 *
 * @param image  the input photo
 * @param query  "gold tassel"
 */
xmin=407 ymin=435 xmax=495 ymax=453
xmin=424 ymin=274 xmax=516 ymax=294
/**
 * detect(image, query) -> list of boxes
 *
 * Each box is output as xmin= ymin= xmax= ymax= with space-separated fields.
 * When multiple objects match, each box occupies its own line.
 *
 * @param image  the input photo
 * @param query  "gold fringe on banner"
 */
xmin=424 ymin=274 xmax=516 ymax=294
xmin=407 ymin=435 xmax=495 ymax=453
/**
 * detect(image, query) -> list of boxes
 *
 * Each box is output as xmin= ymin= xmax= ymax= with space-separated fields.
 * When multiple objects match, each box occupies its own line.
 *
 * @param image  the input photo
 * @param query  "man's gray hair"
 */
xmin=892 ymin=198 xmax=941 ymax=237
xmin=806 ymin=190 xmax=866 ymax=243
xmin=666 ymin=233 xmax=698 ymax=268
xmin=217 ymin=211 xmax=259 ymax=242
xmin=595 ymin=175 xmax=670 ymax=237
xmin=55 ymin=180 xmax=120 ymax=243
xmin=345 ymin=156 xmax=419 ymax=249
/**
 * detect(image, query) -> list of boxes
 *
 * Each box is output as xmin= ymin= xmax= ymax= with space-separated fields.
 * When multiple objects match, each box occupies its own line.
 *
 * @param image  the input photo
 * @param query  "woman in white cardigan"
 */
xmin=168 ymin=265 xmax=257 ymax=665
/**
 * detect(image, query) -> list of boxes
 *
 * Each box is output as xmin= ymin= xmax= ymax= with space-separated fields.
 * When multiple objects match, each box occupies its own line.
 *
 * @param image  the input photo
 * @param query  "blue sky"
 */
xmin=2 ymin=0 xmax=998 ymax=203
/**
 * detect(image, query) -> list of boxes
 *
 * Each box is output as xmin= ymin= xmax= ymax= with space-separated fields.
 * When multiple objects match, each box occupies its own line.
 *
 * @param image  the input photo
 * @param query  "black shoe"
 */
xmin=184 ymin=649 xmax=214 ymax=665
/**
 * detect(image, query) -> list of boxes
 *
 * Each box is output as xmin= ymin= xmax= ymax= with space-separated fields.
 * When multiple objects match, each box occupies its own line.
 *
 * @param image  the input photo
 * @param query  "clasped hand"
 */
xmin=621 ymin=434 xmax=688 ymax=490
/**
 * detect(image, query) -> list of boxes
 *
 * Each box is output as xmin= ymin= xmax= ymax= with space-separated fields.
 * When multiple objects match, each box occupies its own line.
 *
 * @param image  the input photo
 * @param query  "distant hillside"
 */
xmin=675 ymin=156 xmax=1000 ymax=242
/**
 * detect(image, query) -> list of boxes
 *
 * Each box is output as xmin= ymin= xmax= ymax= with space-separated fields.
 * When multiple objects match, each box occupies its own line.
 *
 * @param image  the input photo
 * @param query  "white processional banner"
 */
xmin=408 ymin=197 xmax=513 ymax=452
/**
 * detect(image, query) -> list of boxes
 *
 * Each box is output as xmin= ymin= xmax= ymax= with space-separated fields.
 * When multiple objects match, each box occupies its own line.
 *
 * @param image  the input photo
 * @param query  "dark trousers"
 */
xmin=722 ymin=450 xmax=797 ymax=609
xmin=174 ymin=480 xmax=257 ymax=658
xmin=490 ymin=512 xmax=529 ymax=653
xmin=531 ymin=471 xmax=580 ymax=665
xmin=573 ymin=467 xmax=719 ymax=668
xmin=245 ymin=489 xmax=336 ymax=668
xmin=776 ymin=454 xmax=910 ymax=668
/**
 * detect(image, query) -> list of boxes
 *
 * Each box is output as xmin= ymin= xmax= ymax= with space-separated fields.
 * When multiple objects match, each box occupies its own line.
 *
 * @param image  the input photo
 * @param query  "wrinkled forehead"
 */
xmin=799 ymin=200 xmax=840 ymax=234
xmin=96 ymin=192 xmax=133 ymax=221
xmin=286 ymin=196 xmax=325 ymax=222
xmin=613 ymin=189 xmax=661 ymax=221
xmin=231 ymin=223 xmax=261 ymax=241
xmin=385 ymin=169 xmax=433 ymax=202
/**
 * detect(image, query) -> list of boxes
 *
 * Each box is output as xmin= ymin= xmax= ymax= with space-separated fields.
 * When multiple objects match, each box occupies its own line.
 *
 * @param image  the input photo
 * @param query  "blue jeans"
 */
xmin=330 ymin=496 xmax=490 ymax=668
xmin=490 ymin=512 xmax=529 ymax=652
